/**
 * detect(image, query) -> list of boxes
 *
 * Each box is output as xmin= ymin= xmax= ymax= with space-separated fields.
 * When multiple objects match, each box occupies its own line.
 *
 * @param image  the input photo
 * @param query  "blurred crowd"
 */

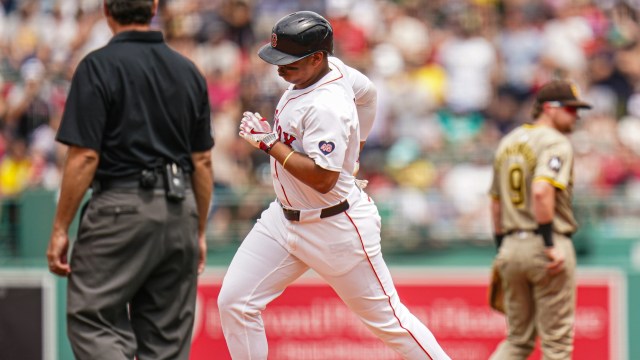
xmin=1 ymin=0 xmax=640 ymax=251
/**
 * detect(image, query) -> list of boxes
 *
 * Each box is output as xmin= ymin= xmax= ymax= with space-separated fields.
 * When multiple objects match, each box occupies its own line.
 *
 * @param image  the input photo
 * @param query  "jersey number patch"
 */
xmin=508 ymin=164 xmax=526 ymax=207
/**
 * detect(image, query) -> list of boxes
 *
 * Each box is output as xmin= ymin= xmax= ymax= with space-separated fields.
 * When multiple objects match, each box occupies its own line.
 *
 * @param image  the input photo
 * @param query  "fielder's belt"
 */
xmin=504 ymin=229 xmax=573 ymax=238
xmin=281 ymin=200 xmax=349 ymax=221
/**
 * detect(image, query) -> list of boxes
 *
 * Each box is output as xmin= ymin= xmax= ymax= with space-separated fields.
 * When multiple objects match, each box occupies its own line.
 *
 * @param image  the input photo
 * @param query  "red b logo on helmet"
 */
xmin=271 ymin=33 xmax=277 ymax=48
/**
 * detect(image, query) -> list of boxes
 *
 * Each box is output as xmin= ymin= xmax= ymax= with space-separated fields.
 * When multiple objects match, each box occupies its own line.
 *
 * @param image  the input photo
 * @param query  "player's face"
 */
xmin=276 ymin=53 xmax=323 ymax=89
xmin=551 ymin=105 xmax=580 ymax=133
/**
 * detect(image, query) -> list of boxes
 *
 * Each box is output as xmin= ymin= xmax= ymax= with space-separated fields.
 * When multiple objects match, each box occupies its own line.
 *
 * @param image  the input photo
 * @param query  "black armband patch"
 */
xmin=495 ymin=234 xmax=504 ymax=249
xmin=537 ymin=222 xmax=554 ymax=247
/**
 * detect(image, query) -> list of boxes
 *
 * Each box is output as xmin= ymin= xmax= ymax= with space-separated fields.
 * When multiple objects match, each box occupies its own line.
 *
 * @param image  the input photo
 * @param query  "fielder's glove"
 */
xmin=488 ymin=260 xmax=505 ymax=314
xmin=239 ymin=111 xmax=278 ymax=152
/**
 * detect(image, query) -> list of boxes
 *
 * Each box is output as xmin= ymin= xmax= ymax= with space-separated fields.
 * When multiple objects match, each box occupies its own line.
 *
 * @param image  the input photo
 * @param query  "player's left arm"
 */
xmin=343 ymin=64 xmax=376 ymax=179
xmin=532 ymin=140 xmax=573 ymax=274
xmin=346 ymin=65 xmax=377 ymax=143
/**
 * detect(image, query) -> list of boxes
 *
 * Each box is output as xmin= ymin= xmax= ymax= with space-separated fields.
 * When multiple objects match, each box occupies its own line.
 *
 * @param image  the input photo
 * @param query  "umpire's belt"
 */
xmin=281 ymin=200 xmax=349 ymax=222
xmin=92 ymin=174 xmax=191 ymax=194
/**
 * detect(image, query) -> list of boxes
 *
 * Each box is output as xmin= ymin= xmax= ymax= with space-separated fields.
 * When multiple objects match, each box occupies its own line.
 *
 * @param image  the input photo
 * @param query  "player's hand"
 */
xmin=197 ymin=233 xmax=207 ymax=275
xmin=355 ymin=178 xmax=368 ymax=190
xmin=241 ymin=111 xmax=271 ymax=133
xmin=239 ymin=111 xmax=275 ymax=149
xmin=543 ymin=246 xmax=565 ymax=275
xmin=353 ymin=158 xmax=360 ymax=176
xmin=47 ymin=228 xmax=71 ymax=277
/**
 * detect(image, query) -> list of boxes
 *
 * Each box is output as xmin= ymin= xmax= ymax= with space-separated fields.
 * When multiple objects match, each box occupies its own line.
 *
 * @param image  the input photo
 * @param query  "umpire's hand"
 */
xmin=47 ymin=229 xmax=71 ymax=276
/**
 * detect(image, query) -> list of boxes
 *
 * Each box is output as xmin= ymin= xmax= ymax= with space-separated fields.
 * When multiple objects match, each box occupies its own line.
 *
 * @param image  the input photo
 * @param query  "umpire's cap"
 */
xmin=535 ymin=80 xmax=592 ymax=109
xmin=258 ymin=11 xmax=333 ymax=65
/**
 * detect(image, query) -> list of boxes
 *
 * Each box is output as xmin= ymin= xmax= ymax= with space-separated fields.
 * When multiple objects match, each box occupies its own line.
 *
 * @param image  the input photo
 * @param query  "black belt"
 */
xmin=282 ymin=200 xmax=350 ymax=221
xmin=505 ymin=229 xmax=573 ymax=238
xmin=92 ymin=174 xmax=191 ymax=194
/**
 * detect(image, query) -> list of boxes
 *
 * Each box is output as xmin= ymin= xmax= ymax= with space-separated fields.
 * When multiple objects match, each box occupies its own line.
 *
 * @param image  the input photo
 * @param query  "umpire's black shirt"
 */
xmin=57 ymin=31 xmax=214 ymax=180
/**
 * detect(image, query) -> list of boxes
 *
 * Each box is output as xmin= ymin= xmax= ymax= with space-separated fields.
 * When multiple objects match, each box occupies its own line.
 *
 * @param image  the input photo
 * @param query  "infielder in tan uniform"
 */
xmin=489 ymin=80 xmax=591 ymax=360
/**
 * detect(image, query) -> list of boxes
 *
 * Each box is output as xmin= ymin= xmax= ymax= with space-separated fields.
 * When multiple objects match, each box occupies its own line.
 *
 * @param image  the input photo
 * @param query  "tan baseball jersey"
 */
xmin=489 ymin=124 xmax=577 ymax=235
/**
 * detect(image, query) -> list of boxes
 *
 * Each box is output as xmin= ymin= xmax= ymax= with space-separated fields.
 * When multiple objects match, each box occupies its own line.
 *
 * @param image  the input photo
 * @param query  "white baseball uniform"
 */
xmin=218 ymin=57 xmax=450 ymax=360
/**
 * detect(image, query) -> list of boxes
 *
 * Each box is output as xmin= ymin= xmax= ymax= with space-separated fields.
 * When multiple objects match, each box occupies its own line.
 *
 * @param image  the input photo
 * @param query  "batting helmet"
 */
xmin=258 ymin=11 xmax=333 ymax=65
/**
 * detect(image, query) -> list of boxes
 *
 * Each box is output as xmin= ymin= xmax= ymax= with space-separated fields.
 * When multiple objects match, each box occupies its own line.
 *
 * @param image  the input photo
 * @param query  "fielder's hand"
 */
xmin=544 ymin=246 xmax=565 ymax=275
xmin=239 ymin=111 xmax=278 ymax=151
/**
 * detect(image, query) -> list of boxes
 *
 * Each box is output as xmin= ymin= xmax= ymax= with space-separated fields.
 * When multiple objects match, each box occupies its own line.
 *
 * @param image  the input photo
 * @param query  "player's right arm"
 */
xmin=268 ymin=142 xmax=340 ymax=194
xmin=238 ymin=111 xmax=341 ymax=194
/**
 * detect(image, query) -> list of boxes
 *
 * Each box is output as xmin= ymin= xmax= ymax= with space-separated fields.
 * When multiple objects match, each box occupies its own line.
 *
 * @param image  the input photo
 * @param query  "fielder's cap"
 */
xmin=535 ymin=80 xmax=592 ymax=109
xmin=258 ymin=11 xmax=333 ymax=65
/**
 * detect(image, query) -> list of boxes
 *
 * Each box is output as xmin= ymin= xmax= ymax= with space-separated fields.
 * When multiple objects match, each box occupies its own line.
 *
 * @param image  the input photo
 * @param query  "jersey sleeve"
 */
xmin=55 ymin=58 xmax=108 ymax=151
xmin=533 ymin=139 xmax=573 ymax=190
xmin=346 ymin=66 xmax=377 ymax=141
xmin=190 ymin=75 xmax=214 ymax=151
xmin=301 ymin=97 xmax=351 ymax=173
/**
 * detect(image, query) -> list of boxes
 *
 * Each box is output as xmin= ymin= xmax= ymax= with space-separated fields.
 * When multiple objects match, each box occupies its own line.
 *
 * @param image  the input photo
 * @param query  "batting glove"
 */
xmin=355 ymin=178 xmax=369 ymax=190
xmin=239 ymin=112 xmax=279 ymax=152
xmin=241 ymin=111 xmax=271 ymax=133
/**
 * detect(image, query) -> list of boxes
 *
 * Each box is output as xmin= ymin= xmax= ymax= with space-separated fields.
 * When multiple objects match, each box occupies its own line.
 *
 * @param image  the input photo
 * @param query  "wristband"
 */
xmin=282 ymin=150 xmax=295 ymax=169
xmin=537 ymin=222 xmax=554 ymax=247
xmin=494 ymin=234 xmax=504 ymax=249
xmin=259 ymin=133 xmax=279 ymax=153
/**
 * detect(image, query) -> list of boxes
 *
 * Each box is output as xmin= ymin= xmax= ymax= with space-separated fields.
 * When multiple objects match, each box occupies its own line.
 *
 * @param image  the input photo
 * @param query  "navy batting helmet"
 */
xmin=258 ymin=11 xmax=333 ymax=65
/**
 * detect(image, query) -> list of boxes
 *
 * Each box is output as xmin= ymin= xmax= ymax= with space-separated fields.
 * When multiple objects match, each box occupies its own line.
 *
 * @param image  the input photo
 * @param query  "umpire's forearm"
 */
xmin=191 ymin=150 xmax=213 ymax=235
xmin=53 ymin=146 xmax=99 ymax=232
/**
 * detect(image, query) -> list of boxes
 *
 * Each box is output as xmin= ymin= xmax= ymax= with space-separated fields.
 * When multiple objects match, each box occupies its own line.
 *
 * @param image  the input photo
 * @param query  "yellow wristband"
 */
xmin=282 ymin=151 xmax=295 ymax=169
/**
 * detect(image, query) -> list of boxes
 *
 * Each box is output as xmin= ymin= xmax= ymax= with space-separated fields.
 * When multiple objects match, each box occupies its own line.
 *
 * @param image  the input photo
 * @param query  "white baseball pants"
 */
xmin=218 ymin=189 xmax=450 ymax=360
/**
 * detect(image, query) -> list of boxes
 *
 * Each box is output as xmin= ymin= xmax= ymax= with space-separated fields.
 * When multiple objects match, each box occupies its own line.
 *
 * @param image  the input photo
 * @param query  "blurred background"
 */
xmin=0 ymin=0 xmax=639 ymax=359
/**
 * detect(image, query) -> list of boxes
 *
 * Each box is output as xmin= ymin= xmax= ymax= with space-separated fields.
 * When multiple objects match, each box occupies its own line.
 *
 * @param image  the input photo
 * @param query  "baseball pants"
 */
xmin=67 ymin=188 xmax=200 ymax=360
xmin=490 ymin=233 xmax=576 ymax=360
xmin=218 ymin=189 xmax=450 ymax=360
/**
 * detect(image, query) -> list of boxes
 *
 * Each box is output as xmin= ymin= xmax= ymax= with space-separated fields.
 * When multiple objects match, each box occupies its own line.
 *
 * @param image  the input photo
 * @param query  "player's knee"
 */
xmin=217 ymin=287 xmax=243 ymax=316
xmin=217 ymin=287 xmax=263 ymax=323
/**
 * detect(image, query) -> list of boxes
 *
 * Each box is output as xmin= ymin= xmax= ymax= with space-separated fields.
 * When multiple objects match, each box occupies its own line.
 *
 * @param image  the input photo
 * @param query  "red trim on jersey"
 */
xmin=272 ymin=63 xmax=345 ymax=208
xmin=278 ymin=64 xmax=344 ymax=116
xmin=344 ymin=211 xmax=434 ymax=360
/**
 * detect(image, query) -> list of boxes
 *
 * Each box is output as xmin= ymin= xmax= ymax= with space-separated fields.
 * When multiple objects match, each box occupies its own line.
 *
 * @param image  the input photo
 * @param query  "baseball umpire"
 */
xmin=217 ymin=11 xmax=450 ymax=360
xmin=46 ymin=0 xmax=214 ymax=359
xmin=489 ymin=79 xmax=591 ymax=359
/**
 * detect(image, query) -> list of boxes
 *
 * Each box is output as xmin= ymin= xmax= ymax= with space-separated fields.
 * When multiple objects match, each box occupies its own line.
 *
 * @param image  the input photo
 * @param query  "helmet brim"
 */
xmin=258 ymin=43 xmax=310 ymax=65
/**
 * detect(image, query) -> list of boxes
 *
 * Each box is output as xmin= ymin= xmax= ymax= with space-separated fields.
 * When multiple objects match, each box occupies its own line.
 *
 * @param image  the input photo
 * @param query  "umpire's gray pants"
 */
xmin=67 ymin=187 xmax=200 ymax=360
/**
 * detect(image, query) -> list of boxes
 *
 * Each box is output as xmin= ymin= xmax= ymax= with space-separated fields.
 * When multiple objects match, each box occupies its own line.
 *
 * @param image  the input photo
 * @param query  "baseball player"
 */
xmin=217 ymin=11 xmax=450 ymax=360
xmin=489 ymin=80 xmax=591 ymax=359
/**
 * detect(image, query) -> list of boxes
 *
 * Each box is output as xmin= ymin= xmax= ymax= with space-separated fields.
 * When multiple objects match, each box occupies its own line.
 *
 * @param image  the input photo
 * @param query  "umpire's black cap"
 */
xmin=258 ymin=11 xmax=333 ymax=66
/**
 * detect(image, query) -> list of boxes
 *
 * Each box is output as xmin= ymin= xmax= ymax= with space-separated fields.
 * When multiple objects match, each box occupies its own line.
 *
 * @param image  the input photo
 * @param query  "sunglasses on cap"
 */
xmin=545 ymin=101 xmax=579 ymax=115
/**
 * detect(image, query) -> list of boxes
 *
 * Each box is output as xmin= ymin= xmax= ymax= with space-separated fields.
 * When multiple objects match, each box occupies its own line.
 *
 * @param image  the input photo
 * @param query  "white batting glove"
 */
xmin=355 ymin=178 xmax=368 ymax=190
xmin=242 ymin=111 xmax=271 ymax=133
xmin=238 ymin=112 xmax=278 ymax=152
